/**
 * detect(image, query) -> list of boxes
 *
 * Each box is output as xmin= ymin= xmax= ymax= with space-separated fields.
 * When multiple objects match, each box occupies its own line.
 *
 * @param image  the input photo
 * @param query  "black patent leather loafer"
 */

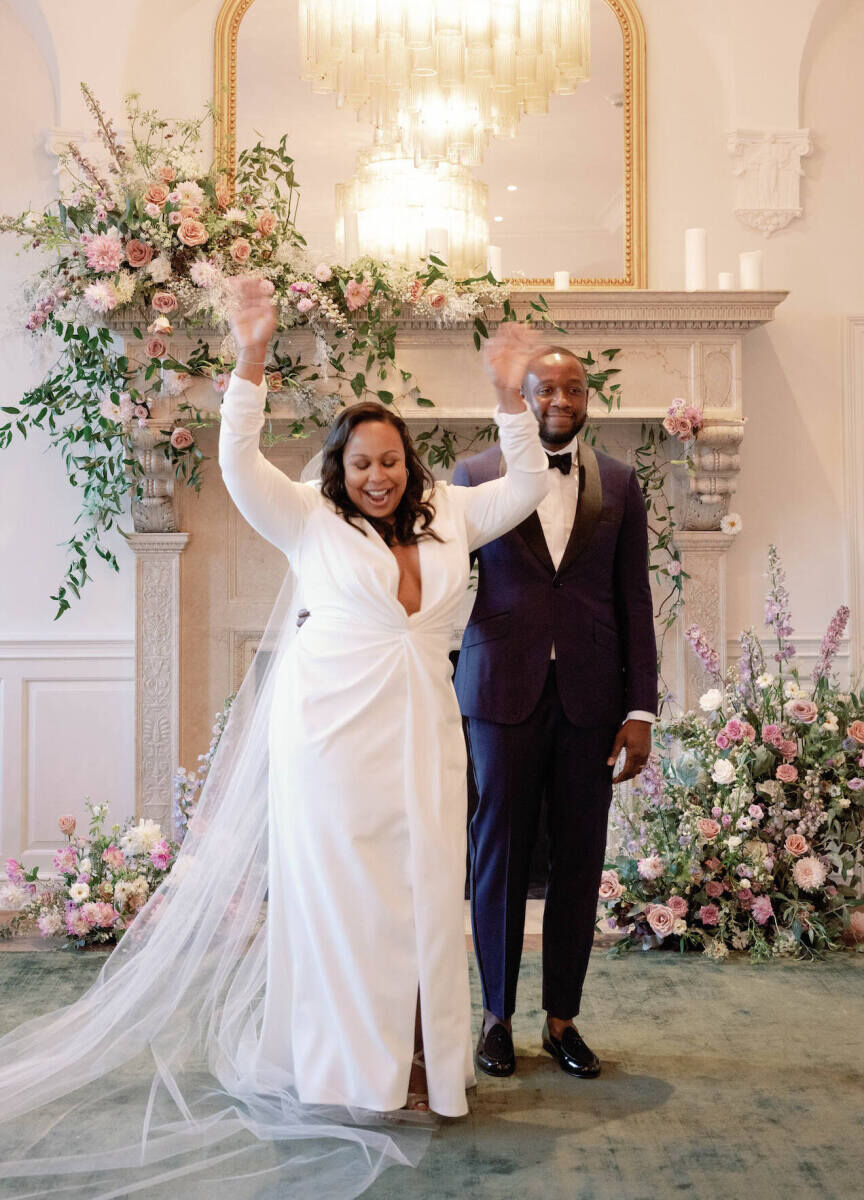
xmin=541 ymin=1019 xmax=600 ymax=1078
xmin=476 ymin=1022 xmax=516 ymax=1077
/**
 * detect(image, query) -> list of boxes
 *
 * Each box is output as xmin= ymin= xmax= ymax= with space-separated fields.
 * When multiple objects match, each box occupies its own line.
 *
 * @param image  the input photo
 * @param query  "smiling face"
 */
xmin=343 ymin=419 xmax=409 ymax=520
xmin=522 ymin=352 xmax=589 ymax=448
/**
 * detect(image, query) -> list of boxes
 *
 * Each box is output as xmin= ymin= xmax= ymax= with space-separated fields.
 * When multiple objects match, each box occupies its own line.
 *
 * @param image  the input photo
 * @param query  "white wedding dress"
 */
xmin=221 ymin=375 xmax=548 ymax=1117
xmin=0 ymin=374 xmax=548 ymax=1199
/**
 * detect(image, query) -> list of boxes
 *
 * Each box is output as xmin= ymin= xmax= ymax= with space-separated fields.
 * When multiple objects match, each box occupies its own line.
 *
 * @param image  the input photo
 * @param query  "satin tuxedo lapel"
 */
xmin=556 ymin=440 xmax=602 ymax=577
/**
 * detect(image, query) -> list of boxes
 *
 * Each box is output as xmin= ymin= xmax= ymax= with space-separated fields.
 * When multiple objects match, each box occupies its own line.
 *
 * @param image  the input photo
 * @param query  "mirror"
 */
xmin=216 ymin=0 xmax=645 ymax=287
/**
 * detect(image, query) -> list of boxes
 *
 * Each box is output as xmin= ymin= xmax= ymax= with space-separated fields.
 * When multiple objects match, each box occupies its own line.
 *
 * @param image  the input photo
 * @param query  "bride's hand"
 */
xmin=483 ymin=323 xmax=553 ymax=393
xmin=229 ymin=276 xmax=277 ymax=354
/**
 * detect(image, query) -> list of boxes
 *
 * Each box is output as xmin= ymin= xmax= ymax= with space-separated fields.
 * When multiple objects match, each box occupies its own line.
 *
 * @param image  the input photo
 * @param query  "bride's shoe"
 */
xmin=405 ymin=1050 xmax=430 ymax=1112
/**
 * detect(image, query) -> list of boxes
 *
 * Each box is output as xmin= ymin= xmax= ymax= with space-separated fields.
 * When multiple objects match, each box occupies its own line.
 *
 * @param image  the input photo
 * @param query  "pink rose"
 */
xmin=230 ymin=237 xmax=252 ymax=263
xmin=715 ymin=732 xmax=731 ymax=750
xmin=598 ymin=869 xmax=625 ymax=901
xmin=784 ymin=833 xmax=808 ymax=856
xmin=345 ymin=279 xmax=371 ymax=311
xmin=267 ymin=373 xmax=283 ymax=392
xmin=144 ymin=182 xmax=170 ymax=207
xmin=748 ymin=804 xmax=764 ymax=821
xmin=314 ymin=263 xmax=333 ymax=283
xmin=145 ymin=336 xmax=168 ymax=359
xmin=786 ymin=699 xmax=818 ymax=724
xmin=144 ymin=202 xmax=161 ymax=218
xmin=125 ymin=239 xmax=153 ymax=268
xmin=177 ymin=218 xmax=208 ymax=247
xmin=215 ymin=178 xmax=231 ymax=209
xmin=212 ymin=371 xmax=231 ymax=393
xmin=741 ymin=722 xmax=756 ymax=742
xmin=848 ymin=720 xmax=864 ymax=744
xmin=705 ymin=880 xmax=724 ymax=898
xmin=698 ymin=904 xmax=720 ymax=927
xmin=724 ymin=719 xmax=744 ymax=741
xmin=697 ymin=818 xmax=721 ymax=840
xmin=705 ymin=857 xmax=722 ymax=872
xmin=168 ymin=212 xmax=182 ymax=226
xmin=780 ymin=739 xmax=798 ymax=759
xmin=257 ymin=210 xmax=277 ymax=236
xmin=407 ymin=279 xmax=424 ymax=303
xmin=666 ymin=894 xmax=688 ymax=918
xmin=152 ymin=291 xmax=178 ymax=313
xmin=675 ymin=416 xmax=694 ymax=439
xmin=157 ymin=166 xmax=175 ymax=183
xmin=57 ymin=814 xmax=76 ymax=836
xmin=179 ymin=205 xmax=202 ymax=220
xmin=170 ymin=427 xmax=194 ymax=451
xmin=776 ymin=763 xmax=799 ymax=783
xmin=133 ymin=405 xmax=149 ymax=421
xmin=849 ymin=910 xmax=864 ymax=942
xmin=647 ymin=905 xmax=676 ymax=937
xmin=429 ymin=292 xmax=447 ymax=310
xmin=762 ymin=723 xmax=781 ymax=745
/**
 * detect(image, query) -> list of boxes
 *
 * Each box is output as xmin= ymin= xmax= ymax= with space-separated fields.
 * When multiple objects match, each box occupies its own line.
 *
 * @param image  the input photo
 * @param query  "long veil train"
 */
xmin=0 ymin=571 xmax=429 ymax=1199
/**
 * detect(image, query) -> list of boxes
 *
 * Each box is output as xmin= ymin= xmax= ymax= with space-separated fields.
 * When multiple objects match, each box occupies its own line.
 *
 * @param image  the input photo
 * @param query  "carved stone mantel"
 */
xmin=114 ymin=289 xmax=786 ymax=817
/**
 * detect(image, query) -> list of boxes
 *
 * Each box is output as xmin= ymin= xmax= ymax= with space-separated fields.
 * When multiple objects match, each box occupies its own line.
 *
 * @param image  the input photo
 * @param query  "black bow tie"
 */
xmin=546 ymin=452 xmax=572 ymax=475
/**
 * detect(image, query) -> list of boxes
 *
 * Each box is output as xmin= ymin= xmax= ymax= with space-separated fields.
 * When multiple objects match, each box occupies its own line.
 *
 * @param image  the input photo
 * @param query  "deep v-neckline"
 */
xmin=365 ymin=520 xmax=425 ymax=618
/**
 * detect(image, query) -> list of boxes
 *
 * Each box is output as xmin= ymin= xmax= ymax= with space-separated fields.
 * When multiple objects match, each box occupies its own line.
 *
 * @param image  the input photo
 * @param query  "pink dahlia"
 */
xmin=84 ymin=281 xmax=117 ymax=314
xmin=101 ymin=845 xmax=125 ymax=871
xmin=84 ymin=229 xmax=125 ymax=273
xmin=345 ymin=279 xmax=371 ymax=311
xmin=637 ymin=855 xmax=665 ymax=881
xmin=792 ymin=856 xmax=827 ymax=892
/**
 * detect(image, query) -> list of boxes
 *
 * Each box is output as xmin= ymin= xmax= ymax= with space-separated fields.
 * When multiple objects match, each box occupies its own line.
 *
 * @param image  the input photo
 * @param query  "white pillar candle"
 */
xmin=486 ymin=244 xmax=503 ymax=279
xmin=717 ymin=272 xmax=734 ymax=290
xmin=684 ymin=228 xmax=707 ymax=291
xmin=553 ymin=270 xmax=570 ymax=290
xmin=739 ymin=250 xmax=764 ymax=290
xmin=342 ymin=212 xmax=359 ymax=266
xmin=425 ymin=227 xmax=449 ymax=261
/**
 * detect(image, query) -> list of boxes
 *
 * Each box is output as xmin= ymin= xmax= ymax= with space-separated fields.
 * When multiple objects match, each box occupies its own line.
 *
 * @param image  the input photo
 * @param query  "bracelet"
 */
xmin=237 ymin=352 xmax=268 ymax=365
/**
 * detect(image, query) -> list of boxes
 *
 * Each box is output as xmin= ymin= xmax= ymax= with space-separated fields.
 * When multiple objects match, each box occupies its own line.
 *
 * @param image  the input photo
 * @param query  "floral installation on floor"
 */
xmin=172 ymin=694 xmax=234 ymax=839
xmin=1 ymin=86 xmax=689 ymax=620
xmin=0 ymin=801 xmax=177 ymax=949
xmin=600 ymin=545 xmax=864 ymax=961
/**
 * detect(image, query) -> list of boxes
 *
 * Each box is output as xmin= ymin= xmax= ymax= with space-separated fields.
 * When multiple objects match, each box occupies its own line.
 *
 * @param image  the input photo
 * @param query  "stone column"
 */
xmin=127 ymin=533 xmax=190 ymax=831
xmin=673 ymin=531 xmax=735 ymax=711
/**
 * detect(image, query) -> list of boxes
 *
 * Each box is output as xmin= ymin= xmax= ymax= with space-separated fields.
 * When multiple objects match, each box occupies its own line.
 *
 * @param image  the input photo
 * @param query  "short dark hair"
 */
xmin=319 ymin=402 xmax=441 ymax=546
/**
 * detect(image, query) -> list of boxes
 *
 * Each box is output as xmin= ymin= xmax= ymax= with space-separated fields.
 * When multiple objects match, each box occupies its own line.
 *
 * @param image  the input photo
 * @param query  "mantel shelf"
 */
xmin=107 ymin=289 xmax=788 ymax=341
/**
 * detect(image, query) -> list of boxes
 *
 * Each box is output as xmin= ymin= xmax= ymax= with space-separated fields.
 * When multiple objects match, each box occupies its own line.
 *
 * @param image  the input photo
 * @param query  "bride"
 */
xmin=0 ymin=277 xmax=550 ymax=1198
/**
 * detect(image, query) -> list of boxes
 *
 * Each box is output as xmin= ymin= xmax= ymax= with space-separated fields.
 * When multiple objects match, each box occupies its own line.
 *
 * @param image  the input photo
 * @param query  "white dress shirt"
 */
xmin=541 ymin=438 xmax=655 ymax=726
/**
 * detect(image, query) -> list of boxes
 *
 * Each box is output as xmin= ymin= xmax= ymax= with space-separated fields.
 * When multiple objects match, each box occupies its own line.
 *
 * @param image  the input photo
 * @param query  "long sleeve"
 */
xmin=447 ymin=406 xmax=549 ymax=552
xmin=613 ymin=468 xmax=659 ymax=716
xmin=218 ymin=373 xmax=321 ymax=557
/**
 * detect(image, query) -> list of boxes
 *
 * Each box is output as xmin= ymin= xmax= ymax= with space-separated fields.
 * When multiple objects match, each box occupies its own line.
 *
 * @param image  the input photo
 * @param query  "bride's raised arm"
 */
xmin=219 ymin=277 xmax=320 ymax=557
xmin=448 ymin=324 xmax=551 ymax=551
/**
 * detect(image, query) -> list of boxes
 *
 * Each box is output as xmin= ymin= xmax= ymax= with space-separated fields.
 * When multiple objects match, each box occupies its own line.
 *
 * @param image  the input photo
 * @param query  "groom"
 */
xmin=453 ymin=345 xmax=657 ymax=1079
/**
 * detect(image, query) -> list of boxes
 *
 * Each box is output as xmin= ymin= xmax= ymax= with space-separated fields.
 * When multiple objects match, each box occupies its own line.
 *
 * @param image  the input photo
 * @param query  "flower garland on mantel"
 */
xmin=0 ymin=86 xmax=694 ymax=640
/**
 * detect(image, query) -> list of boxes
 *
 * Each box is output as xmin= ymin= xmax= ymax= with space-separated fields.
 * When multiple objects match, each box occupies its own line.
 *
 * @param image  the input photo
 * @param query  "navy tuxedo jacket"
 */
xmin=452 ymin=440 xmax=658 ymax=727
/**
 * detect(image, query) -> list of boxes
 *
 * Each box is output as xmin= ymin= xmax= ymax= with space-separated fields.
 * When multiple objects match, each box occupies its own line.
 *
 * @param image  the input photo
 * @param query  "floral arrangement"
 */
xmin=173 ymin=694 xmax=234 ymax=838
xmin=662 ymin=396 xmax=704 ymax=445
xmin=0 ymin=801 xmax=177 ymax=949
xmin=600 ymin=545 xmax=864 ymax=961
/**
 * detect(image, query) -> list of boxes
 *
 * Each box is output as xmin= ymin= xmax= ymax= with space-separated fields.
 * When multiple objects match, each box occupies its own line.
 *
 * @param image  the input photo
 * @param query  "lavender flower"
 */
xmin=812 ymin=605 xmax=850 ymax=686
xmin=737 ymin=627 xmax=766 ymax=707
xmin=685 ymin=624 xmax=722 ymax=681
xmin=764 ymin=545 xmax=796 ymax=664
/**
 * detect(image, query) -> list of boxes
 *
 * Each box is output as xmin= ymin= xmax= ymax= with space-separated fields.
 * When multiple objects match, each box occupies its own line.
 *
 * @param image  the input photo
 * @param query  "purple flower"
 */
xmin=812 ymin=605 xmax=850 ymax=686
xmin=711 ymin=806 xmax=723 ymax=819
xmin=748 ymin=804 xmax=764 ymax=821
xmin=685 ymin=625 xmax=722 ymax=682
xmin=721 ymin=814 xmax=732 ymax=828
xmin=848 ymin=778 xmax=864 ymax=791
xmin=764 ymin=545 xmax=797 ymax=664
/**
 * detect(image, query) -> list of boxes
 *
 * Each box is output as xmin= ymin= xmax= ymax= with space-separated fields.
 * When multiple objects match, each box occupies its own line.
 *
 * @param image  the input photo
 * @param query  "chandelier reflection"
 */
xmin=300 ymin=0 xmax=590 ymax=166
xmin=335 ymin=145 xmax=489 ymax=274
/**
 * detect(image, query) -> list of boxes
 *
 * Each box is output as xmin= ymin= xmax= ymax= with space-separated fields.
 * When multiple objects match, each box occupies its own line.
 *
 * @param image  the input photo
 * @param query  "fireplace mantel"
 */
xmin=118 ymin=289 xmax=788 ymax=825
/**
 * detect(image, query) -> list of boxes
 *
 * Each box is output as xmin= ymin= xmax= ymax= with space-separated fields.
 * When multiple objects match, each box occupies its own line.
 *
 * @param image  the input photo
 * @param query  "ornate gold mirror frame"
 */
xmin=213 ymin=0 xmax=646 ymax=288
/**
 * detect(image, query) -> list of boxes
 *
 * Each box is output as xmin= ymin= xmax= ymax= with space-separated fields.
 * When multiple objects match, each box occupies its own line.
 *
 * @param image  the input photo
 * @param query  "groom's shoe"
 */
xmin=541 ymin=1020 xmax=600 ymax=1078
xmin=476 ymin=1023 xmax=516 ymax=1077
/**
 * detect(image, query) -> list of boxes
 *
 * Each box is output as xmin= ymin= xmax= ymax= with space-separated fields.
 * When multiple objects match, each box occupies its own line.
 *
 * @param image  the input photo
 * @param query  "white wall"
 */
xmin=0 ymin=0 xmax=860 ymax=861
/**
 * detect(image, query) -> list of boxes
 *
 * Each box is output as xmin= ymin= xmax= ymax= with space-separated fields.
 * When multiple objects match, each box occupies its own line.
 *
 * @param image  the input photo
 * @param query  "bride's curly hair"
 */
xmin=320 ymin=402 xmax=442 ymax=546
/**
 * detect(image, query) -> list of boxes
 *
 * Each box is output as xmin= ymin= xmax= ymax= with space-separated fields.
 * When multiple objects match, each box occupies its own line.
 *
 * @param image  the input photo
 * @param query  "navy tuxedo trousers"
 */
xmin=467 ymin=662 xmax=616 ymax=1020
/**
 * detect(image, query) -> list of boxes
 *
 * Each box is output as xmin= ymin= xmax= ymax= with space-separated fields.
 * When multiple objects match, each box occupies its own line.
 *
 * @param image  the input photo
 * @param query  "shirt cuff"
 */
xmin=625 ymin=710 xmax=656 ymax=724
xmin=223 ymin=373 xmax=267 ymax=409
xmin=494 ymin=403 xmax=534 ymax=426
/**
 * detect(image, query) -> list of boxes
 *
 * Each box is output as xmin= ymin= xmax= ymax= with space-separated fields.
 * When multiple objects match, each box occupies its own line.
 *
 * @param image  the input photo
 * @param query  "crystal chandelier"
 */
xmin=335 ymin=145 xmax=489 ymax=274
xmin=299 ymin=0 xmax=590 ymax=166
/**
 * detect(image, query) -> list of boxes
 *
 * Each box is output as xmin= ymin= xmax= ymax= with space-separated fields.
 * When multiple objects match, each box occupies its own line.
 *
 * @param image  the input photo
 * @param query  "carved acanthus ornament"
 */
xmin=682 ymin=419 xmax=746 ymax=529
xmin=728 ymin=129 xmax=813 ymax=237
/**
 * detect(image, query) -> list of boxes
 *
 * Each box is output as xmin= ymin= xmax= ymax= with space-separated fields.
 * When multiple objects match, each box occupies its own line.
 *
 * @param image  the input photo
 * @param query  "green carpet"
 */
xmin=0 ymin=949 xmax=862 ymax=1199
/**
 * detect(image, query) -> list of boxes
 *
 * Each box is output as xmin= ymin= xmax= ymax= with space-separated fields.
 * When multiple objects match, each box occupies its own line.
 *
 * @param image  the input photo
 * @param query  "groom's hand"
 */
xmin=607 ymin=719 xmax=652 ymax=784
